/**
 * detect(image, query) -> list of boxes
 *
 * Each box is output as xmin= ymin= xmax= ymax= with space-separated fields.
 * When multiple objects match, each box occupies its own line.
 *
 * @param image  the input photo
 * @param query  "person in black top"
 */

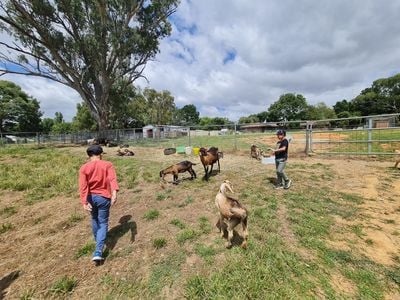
xmin=272 ymin=129 xmax=292 ymax=189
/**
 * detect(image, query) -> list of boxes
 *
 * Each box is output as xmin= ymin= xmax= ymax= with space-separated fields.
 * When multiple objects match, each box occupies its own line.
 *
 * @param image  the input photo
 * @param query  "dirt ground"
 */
xmin=0 ymin=145 xmax=399 ymax=299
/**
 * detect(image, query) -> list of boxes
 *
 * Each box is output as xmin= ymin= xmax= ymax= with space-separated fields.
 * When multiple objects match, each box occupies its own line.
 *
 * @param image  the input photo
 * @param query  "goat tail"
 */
xmin=230 ymin=207 xmax=247 ymax=219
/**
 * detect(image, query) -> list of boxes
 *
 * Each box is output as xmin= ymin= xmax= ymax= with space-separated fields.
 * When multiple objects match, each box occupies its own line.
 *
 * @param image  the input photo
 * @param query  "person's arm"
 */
xmin=273 ymin=140 xmax=288 ymax=154
xmin=107 ymin=164 xmax=119 ymax=206
xmin=79 ymin=167 xmax=92 ymax=212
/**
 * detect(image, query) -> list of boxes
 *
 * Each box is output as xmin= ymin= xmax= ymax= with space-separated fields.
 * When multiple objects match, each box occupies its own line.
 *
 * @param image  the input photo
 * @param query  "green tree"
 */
xmin=0 ymin=80 xmax=42 ymax=132
xmin=50 ymin=112 xmax=72 ymax=134
xmin=175 ymin=104 xmax=200 ymax=125
xmin=0 ymin=0 xmax=179 ymax=129
xmin=349 ymin=73 xmax=400 ymax=116
xmin=199 ymin=116 xmax=231 ymax=130
xmin=333 ymin=99 xmax=353 ymax=115
xmin=54 ymin=112 xmax=64 ymax=124
xmin=267 ymin=93 xmax=308 ymax=122
xmin=40 ymin=117 xmax=54 ymax=134
xmin=125 ymin=92 xmax=150 ymax=128
xmin=71 ymin=103 xmax=97 ymax=131
xmin=144 ymin=88 xmax=175 ymax=125
xmin=305 ymin=102 xmax=337 ymax=120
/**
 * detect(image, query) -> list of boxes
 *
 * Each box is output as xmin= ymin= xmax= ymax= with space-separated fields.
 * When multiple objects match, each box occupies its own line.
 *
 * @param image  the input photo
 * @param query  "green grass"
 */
xmin=153 ymin=238 xmax=167 ymax=249
xmin=0 ymin=223 xmax=14 ymax=234
xmin=143 ymin=209 xmax=160 ymax=220
xmin=48 ymin=276 xmax=77 ymax=295
xmin=0 ymin=206 xmax=17 ymax=217
xmin=68 ymin=212 xmax=84 ymax=223
xmin=155 ymin=192 xmax=169 ymax=201
xmin=170 ymin=218 xmax=186 ymax=229
xmin=1 ymin=145 xmax=399 ymax=299
xmin=148 ymin=253 xmax=185 ymax=295
xmin=19 ymin=289 xmax=36 ymax=300
xmin=177 ymin=195 xmax=195 ymax=207
xmin=75 ymin=242 xmax=95 ymax=259
xmin=194 ymin=243 xmax=217 ymax=263
xmin=176 ymin=229 xmax=198 ymax=245
xmin=198 ymin=216 xmax=212 ymax=234
xmin=0 ymin=146 xmax=82 ymax=201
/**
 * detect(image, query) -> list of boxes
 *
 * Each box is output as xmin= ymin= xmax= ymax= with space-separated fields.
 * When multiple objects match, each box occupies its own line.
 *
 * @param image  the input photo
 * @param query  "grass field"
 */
xmin=0 ymin=144 xmax=399 ymax=299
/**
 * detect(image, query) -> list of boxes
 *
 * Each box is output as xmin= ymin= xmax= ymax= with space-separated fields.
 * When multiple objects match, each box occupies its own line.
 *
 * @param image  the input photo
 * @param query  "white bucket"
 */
xmin=261 ymin=156 xmax=275 ymax=165
xmin=185 ymin=146 xmax=192 ymax=155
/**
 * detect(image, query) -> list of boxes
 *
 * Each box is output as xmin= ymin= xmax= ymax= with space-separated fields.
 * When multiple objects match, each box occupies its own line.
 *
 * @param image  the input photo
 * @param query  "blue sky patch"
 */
xmin=223 ymin=49 xmax=236 ymax=65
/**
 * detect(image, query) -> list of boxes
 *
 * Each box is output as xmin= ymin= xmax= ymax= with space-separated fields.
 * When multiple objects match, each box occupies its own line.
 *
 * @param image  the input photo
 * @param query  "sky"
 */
xmin=2 ymin=0 xmax=400 ymax=122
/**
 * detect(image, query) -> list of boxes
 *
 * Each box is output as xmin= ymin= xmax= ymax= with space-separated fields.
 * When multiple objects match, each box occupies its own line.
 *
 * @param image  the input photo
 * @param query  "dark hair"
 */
xmin=86 ymin=145 xmax=103 ymax=156
xmin=276 ymin=129 xmax=286 ymax=136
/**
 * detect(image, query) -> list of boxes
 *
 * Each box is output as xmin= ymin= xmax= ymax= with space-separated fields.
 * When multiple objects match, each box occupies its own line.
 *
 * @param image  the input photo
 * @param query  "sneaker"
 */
xmin=284 ymin=180 xmax=292 ymax=189
xmin=92 ymin=252 xmax=104 ymax=262
xmin=274 ymin=184 xmax=284 ymax=189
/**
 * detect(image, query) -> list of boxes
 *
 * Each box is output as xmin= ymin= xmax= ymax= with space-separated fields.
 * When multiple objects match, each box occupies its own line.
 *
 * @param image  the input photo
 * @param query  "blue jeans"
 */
xmin=87 ymin=194 xmax=111 ymax=255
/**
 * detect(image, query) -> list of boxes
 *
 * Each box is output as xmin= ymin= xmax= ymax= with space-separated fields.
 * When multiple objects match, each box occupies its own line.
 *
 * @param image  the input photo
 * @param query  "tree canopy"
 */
xmin=0 ymin=80 xmax=42 ymax=132
xmin=267 ymin=93 xmax=308 ymax=122
xmin=0 ymin=0 xmax=179 ymax=129
xmin=174 ymin=104 xmax=200 ymax=125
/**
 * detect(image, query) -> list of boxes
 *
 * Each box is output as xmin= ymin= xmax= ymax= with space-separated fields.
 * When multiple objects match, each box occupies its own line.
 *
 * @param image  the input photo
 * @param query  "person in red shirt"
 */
xmin=79 ymin=145 xmax=119 ymax=262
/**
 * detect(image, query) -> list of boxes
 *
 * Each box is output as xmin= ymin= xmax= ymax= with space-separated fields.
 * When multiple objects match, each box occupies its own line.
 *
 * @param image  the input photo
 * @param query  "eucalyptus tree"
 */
xmin=0 ymin=0 xmax=179 ymax=129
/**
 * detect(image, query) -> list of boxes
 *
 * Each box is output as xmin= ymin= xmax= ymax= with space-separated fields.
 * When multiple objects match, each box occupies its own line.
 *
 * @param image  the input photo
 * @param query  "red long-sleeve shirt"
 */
xmin=79 ymin=159 xmax=119 ymax=205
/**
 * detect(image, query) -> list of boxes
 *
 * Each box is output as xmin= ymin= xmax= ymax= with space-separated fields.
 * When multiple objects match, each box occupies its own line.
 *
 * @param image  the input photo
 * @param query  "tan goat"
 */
xmin=160 ymin=160 xmax=197 ymax=183
xmin=199 ymin=147 xmax=220 ymax=180
xmin=250 ymin=144 xmax=263 ymax=160
xmin=215 ymin=180 xmax=248 ymax=248
xmin=395 ymin=150 xmax=400 ymax=168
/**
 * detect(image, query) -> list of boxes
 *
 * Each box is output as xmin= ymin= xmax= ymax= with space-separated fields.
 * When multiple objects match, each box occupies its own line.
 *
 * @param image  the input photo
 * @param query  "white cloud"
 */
xmin=2 ymin=74 xmax=80 ymax=121
xmin=2 ymin=0 xmax=400 ymax=122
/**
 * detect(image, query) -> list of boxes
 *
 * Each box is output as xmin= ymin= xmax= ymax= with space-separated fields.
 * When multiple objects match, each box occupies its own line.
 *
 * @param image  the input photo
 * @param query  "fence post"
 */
xmin=305 ymin=121 xmax=313 ymax=155
xmin=188 ymin=127 xmax=191 ymax=146
xmin=0 ymin=131 xmax=3 ymax=147
xmin=367 ymin=117 xmax=373 ymax=154
xmin=234 ymin=123 xmax=237 ymax=151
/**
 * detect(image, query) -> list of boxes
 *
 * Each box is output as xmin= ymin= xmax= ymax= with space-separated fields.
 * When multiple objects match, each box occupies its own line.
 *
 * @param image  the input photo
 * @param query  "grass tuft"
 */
xmin=0 ymin=223 xmax=14 ymax=234
xmin=153 ymin=238 xmax=167 ymax=249
xmin=75 ymin=242 xmax=95 ymax=259
xmin=176 ymin=229 xmax=198 ymax=245
xmin=170 ymin=218 xmax=186 ymax=229
xmin=48 ymin=276 xmax=77 ymax=295
xmin=144 ymin=209 xmax=160 ymax=220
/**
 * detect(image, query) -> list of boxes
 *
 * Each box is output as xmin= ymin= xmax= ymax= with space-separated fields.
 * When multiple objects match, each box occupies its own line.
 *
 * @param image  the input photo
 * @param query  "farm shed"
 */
xmin=240 ymin=122 xmax=278 ymax=133
xmin=373 ymin=116 xmax=396 ymax=128
xmin=142 ymin=125 xmax=188 ymax=139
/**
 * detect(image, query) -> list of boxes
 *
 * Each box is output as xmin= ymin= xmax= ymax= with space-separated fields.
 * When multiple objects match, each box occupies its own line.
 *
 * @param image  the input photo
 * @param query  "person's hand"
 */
xmin=83 ymin=203 xmax=92 ymax=213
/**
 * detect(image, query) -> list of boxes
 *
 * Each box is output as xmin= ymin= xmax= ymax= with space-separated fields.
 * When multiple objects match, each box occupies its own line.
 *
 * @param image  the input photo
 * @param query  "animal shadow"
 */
xmin=170 ymin=176 xmax=197 ymax=185
xmin=267 ymin=177 xmax=278 ymax=185
xmin=0 ymin=270 xmax=20 ymax=299
xmin=202 ymin=170 xmax=219 ymax=181
xmin=105 ymin=215 xmax=137 ymax=252
xmin=215 ymin=220 xmax=244 ymax=248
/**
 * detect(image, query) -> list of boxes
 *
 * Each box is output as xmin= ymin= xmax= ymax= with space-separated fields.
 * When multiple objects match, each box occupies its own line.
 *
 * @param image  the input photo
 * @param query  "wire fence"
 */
xmin=1 ymin=113 xmax=400 ymax=157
